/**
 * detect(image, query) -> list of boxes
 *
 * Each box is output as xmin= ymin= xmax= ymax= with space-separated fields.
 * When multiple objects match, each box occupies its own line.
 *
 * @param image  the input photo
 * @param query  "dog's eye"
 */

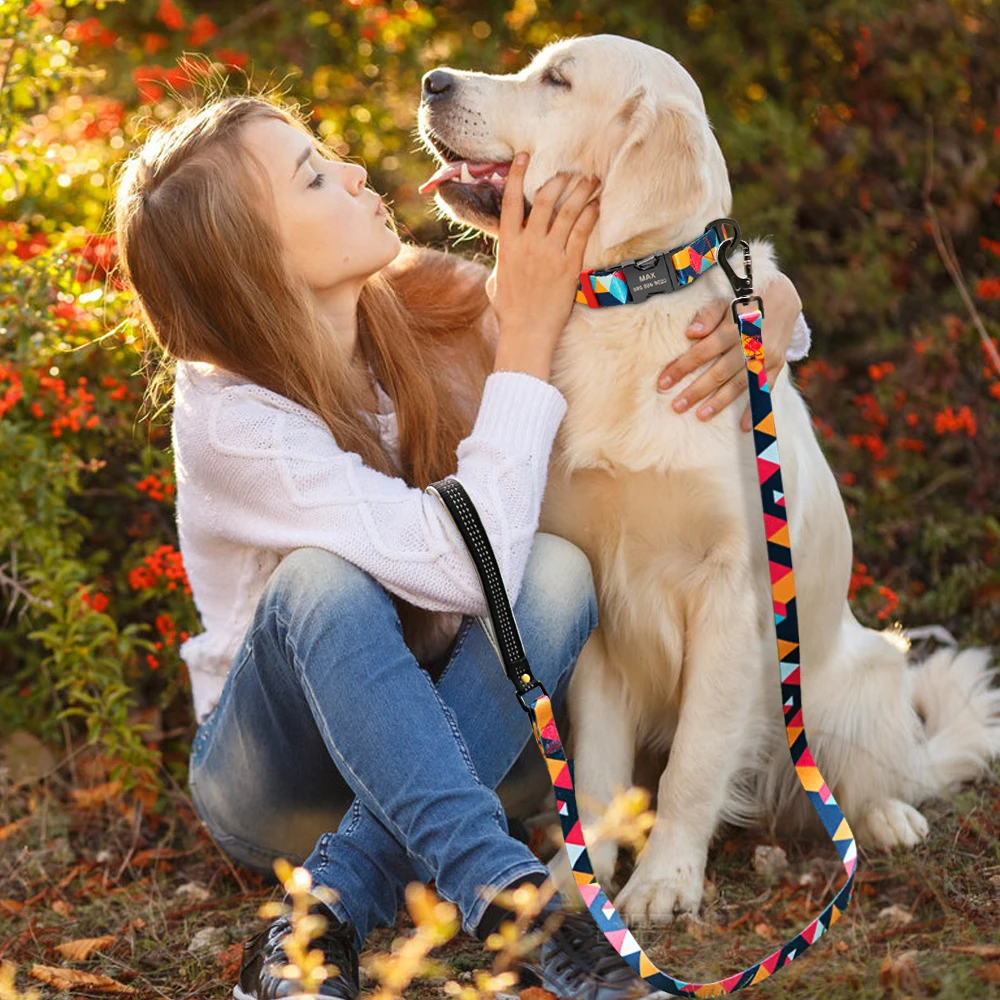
xmin=541 ymin=67 xmax=570 ymax=89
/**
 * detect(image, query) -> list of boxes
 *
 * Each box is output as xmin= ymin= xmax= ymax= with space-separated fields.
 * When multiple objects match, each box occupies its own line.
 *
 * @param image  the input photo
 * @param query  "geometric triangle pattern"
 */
xmin=575 ymin=224 xmax=725 ymax=308
xmin=519 ymin=305 xmax=856 ymax=996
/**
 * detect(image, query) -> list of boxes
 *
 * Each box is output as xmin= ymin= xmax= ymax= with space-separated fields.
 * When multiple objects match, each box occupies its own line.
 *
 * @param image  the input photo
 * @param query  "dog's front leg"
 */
xmin=549 ymin=626 xmax=637 ymax=899
xmin=614 ymin=589 xmax=762 ymax=925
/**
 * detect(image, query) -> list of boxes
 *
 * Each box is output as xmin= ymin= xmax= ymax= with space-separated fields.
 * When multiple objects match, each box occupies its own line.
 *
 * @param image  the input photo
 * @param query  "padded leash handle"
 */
xmin=425 ymin=293 xmax=856 ymax=997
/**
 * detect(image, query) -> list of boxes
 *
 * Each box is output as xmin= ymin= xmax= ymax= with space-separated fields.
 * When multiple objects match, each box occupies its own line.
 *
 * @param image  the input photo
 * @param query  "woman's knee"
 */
xmin=260 ymin=547 xmax=391 ymax=627
xmin=518 ymin=533 xmax=598 ymax=640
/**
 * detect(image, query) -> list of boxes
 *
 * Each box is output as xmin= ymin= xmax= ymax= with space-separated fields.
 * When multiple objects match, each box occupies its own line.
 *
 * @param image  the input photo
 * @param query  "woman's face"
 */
xmin=241 ymin=116 xmax=401 ymax=303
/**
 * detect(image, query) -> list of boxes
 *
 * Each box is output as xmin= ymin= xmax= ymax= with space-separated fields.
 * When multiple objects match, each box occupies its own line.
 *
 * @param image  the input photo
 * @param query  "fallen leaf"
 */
xmin=753 ymin=922 xmax=775 ymax=941
xmin=50 ymin=900 xmax=72 ymax=917
xmin=878 ymin=904 xmax=914 ymax=927
xmin=0 ymin=899 xmax=24 ymax=915
xmin=879 ymin=951 xmax=921 ymax=994
xmin=55 ymin=936 xmax=117 ymax=961
xmin=0 ymin=730 xmax=58 ymax=785
xmin=70 ymin=781 xmax=123 ymax=810
xmin=174 ymin=882 xmax=209 ymax=902
xmin=519 ymin=989 xmax=558 ymax=1000
xmin=946 ymin=945 xmax=1000 ymax=959
xmin=217 ymin=942 xmax=243 ymax=982
xmin=753 ymin=845 xmax=789 ymax=879
xmin=30 ymin=965 xmax=134 ymax=993
xmin=128 ymin=847 xmax=184 ymax=868
xmin=975 ymin=963 xmax=1000 ymax=984
xmin=0 ymin=817 xmax=32 ymax=843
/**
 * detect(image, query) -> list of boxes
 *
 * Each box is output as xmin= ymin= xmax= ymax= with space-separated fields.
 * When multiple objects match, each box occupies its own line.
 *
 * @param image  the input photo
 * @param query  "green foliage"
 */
xmin=1 ymin=0 xmax=998 ymax=803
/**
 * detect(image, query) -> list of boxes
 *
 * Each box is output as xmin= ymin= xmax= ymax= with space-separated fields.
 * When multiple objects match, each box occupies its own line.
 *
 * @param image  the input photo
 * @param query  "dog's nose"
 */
xmin=422 ymin=69 xmax=455 ymax=102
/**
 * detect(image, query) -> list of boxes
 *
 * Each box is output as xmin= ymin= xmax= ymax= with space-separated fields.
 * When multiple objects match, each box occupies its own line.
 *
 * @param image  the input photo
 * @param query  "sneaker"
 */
xmin=498 ymin=895 xmax=655 ymax=1000
xmin=234 ymin=902 xmax=360 ymax=1000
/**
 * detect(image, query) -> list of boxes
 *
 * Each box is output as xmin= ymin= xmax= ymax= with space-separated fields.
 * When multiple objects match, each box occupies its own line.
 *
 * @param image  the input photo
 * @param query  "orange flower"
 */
xmin=896 ymin=437 xmax=925 ymax=452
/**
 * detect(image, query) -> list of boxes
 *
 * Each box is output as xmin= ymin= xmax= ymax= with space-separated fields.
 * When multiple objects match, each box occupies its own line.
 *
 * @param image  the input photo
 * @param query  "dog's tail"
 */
xmin=907 ymin=640 xmax=1000 ymax=792
xmin=763 ymin=617 xmax=1000 ymax=836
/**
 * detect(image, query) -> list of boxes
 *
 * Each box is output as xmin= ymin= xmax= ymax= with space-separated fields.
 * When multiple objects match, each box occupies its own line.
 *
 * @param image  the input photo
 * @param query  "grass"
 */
xmin=1 ymin=760 xmax=998 ymax=999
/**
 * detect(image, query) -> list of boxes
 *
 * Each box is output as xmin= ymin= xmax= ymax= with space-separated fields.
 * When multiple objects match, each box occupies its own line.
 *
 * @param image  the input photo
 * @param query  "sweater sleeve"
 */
xmin=192 ymin=370 xmax=567 ymax=616
xmin=785 ymin=311 xmax=812 ymax=362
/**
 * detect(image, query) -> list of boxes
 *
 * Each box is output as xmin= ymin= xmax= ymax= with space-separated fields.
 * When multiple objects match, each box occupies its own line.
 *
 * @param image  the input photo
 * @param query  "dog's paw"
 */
xmin=612 ymin=855 xmax=705 ymax=925
xmin=856 ymin=799 xmax=929 ymax=849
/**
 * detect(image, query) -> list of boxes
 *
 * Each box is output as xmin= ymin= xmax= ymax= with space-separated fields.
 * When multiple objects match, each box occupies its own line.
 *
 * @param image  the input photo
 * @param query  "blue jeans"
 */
xmin=187 ymin=532 xmax=598 ymax=951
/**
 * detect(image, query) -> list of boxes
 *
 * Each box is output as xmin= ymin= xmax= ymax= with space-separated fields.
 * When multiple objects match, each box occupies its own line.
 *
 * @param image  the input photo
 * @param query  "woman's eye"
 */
xmin=542 ymin=68 xmax=570 ymax=88
xmin=308 ymin=172 xmax=325 ymax=189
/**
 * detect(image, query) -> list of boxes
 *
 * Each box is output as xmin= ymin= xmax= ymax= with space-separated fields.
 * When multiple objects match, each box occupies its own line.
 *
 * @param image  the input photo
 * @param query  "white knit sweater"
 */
xmin=172 ymin=313 xmax=812 ymax=724
xmin=172 ymin=363 xmax=568 ymax=723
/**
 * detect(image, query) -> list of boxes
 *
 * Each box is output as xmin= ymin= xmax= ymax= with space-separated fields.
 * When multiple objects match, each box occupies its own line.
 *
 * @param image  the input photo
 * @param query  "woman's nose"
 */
xmin=348 ymin=161 xmax=367 ymax=193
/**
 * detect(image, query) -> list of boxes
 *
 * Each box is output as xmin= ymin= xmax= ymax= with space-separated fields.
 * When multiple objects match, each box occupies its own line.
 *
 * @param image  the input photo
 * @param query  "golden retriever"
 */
xmin=417 ymin=33 xmax=1000 ymax=925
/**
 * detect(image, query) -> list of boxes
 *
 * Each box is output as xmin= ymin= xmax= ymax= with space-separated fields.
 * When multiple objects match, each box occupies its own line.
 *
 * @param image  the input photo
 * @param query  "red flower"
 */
xmin=849 ymin=560 xmax=874 ymax=600
xmin=876 ymin=586 xmax=899 ymax=621
xmin=187 ymin=14 xmax=218 ymax=47
xmin=976 ymin=277 xmax=1000 ymax=300
xmin=213 ymin=48 xmax=249 ymax=69
xmin=981 ymin=237 xmax=1000 ymax=258
xmin=64 ymin=17 xmax=117 ymax=47
xmin=133 ymin=65 xmax=166 ymax=104
xmin=933 ymin=405 xmax=977 ymax=437
xmin=868 ymin=362 xmax=895 ymax=382
xmin=156 ymin=0 xmax=186 ymax=30
xmin=142 ymin=33 xmax=169 ymax=55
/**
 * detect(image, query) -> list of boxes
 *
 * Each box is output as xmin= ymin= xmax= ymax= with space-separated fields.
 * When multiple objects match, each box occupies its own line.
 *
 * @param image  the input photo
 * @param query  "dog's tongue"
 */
xmin=419 ymin=160 xmax=511 ymax=195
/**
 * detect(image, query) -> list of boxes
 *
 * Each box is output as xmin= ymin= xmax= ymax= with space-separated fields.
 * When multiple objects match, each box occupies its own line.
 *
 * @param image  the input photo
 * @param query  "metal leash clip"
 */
xmin=718 ymin=228 xmax=764 ymax=324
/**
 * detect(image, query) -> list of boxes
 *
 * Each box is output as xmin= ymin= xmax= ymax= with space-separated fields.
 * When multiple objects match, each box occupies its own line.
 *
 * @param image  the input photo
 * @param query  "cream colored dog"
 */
xmin=417 ymin=33 xmax=1000 ymax=925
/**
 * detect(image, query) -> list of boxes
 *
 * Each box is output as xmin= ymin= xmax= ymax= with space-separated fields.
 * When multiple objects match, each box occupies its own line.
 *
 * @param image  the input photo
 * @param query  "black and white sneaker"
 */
xmin=500 ymin=895 xmax=655 ymax=1000
xmin=234 ymin=902 xmax=360 ymax=1000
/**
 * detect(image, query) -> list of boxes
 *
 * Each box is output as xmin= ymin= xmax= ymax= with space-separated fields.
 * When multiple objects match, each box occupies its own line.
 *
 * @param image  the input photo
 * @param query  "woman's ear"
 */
xmin=597 ymin=90 xmax=707 ymax=254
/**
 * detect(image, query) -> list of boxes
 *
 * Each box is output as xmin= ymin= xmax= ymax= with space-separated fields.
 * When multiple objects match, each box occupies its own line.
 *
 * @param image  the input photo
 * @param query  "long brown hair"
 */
xmin=113 ymin=93 xmax=497 ymax=658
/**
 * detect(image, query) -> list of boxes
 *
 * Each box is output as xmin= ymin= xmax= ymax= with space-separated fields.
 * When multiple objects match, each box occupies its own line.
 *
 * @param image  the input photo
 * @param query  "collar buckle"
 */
xmin=619 ymin=251 xmax=679 ymax=303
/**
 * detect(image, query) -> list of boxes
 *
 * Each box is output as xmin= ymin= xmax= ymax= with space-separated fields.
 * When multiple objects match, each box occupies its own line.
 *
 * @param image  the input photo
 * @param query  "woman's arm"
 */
xmin=655 ymin=271 xmax=805 ymax=431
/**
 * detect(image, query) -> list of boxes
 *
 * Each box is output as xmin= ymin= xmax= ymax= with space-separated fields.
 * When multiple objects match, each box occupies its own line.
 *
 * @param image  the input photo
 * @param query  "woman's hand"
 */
xmin=489 ymin=152 xmax=601 ymax=380
xmin=656 ymin=271 xmax=803 ymax=431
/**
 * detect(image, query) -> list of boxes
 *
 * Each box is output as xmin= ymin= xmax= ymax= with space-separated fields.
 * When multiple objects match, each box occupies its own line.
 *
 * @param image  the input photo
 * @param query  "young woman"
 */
xmin=113 ymin=93 xmax=808 ymax=1000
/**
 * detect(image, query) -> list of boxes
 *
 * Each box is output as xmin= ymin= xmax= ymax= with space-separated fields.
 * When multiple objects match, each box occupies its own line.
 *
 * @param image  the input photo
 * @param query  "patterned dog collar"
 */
xmin=576 ymin=218 xmax=737 ymax=308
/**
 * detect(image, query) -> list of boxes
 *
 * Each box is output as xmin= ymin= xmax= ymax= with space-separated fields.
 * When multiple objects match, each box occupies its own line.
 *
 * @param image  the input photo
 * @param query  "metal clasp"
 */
xmin=516 ymin=680 xmax=549 ymax=714
xmin=718 ymin=236 xmax=754 ymax=299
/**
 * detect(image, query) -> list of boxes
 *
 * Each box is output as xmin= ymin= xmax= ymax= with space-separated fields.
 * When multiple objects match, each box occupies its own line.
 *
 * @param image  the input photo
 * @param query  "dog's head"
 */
xmin=417 ymin=34 xmax=732 ymax=261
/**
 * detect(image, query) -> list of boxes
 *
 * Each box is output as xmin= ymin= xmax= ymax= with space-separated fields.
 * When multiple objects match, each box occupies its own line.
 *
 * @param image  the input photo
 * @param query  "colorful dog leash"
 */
xmin=425 ymin=231 xmax=856 ymax=997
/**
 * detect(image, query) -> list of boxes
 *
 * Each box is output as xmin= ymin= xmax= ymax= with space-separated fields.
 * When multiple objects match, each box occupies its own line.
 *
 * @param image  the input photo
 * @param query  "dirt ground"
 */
xmin=1 ymin=758 xmax=998 ymax=1000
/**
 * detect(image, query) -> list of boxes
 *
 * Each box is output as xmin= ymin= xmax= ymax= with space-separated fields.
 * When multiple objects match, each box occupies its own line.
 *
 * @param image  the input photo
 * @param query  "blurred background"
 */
xmin=1 ymin=0 xmax=998 ymax=807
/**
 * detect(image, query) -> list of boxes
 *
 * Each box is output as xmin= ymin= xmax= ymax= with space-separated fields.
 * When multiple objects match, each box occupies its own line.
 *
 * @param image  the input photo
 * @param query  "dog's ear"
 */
xmin=598 ymin=87 xmax=707 ymax=254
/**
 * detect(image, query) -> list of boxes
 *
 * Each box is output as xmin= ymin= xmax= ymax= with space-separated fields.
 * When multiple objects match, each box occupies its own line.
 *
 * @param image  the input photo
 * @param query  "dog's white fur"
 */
xmin=419 ymin=34 xmax=1000 ymax=925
